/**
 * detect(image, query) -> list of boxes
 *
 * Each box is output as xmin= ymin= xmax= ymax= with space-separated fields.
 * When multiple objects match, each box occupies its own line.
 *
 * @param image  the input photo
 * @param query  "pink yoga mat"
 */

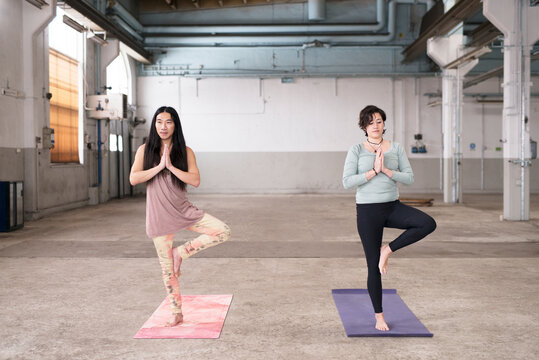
xmin=134 ymin=294 xmax=233 ymax=339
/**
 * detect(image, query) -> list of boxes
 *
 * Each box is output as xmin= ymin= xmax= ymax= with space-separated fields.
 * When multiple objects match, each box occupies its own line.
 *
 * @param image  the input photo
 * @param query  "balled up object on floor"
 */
xmin=332 ymin=289 xmax=433 ymax=337
xmin=134 ymin=294 xmax=233 ymax=339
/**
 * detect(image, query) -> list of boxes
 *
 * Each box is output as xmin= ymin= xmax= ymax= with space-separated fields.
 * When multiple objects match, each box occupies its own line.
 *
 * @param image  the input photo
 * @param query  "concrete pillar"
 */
xmin=21 ymin=1 xmax=56 ymax=214
xmin=483 ymin=0 xmax=539 ymax=220
xmin=427 ymin=35 xmax=478 ymax=203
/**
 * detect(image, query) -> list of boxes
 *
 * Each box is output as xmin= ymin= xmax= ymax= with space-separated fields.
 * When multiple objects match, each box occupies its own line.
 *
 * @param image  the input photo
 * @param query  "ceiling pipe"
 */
xmin=144 ymin=0 xmax=431 ymax=47
xmin=142 ymin=1 xmax=434 ymax=36
xmin=144 ymin=0 xmax=390 ymax=36
xmin=107 ymin=0 xmax=143 ymax=33
xmin=308 ymin=0 xmax=326 ymax=22
xmin=109 ymin=15 xmax=144 ymax=42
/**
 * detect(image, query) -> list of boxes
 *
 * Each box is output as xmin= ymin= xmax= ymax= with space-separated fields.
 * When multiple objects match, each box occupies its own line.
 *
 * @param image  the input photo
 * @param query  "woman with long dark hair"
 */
xmin=342 ymin=105 xmax=436 ymax=331
xmin=130 ymin=106 xmax=231 ymax=327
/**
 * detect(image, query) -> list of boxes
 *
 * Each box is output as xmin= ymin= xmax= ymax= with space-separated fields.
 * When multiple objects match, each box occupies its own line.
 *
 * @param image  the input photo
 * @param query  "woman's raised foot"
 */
xmin=378 ymin=244 xmax=392 ymax=275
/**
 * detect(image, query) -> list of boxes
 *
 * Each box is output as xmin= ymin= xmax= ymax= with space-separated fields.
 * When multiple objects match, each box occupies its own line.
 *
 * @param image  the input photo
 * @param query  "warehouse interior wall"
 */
xmin=1 ymin=1 xmax=538 ymax=220
xmin=135 ymin=75 xmax=539 ymax=194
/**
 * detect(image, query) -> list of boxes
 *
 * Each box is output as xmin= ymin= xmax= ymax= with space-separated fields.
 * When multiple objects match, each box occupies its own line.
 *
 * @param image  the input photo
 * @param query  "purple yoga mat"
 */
xmin=332 ymin=289 xmax=433 ymax=337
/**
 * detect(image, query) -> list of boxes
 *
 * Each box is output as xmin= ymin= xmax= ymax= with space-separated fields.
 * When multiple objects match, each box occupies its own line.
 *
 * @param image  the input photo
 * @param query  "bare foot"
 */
xmin=378 ymin=244 xmax=392 ymax=275
xmin=165 ymin=313 xmax=183 ymax=327
xmin=375 ymin=312 xmax=389 ymax=331
xmin=172 ymin=247 xmax=182 ymax=278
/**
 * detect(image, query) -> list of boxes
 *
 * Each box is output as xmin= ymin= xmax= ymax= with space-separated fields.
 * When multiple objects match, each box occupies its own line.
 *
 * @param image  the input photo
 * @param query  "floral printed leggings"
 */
xmin=152 ymin=213 xmax=231 ymax=315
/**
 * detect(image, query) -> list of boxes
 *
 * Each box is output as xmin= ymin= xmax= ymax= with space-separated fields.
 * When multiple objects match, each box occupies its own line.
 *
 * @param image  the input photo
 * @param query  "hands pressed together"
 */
xmin=159 ymin=144 xmax=173 ymax=171
xmin=374 ymin=149 xmax=383 ymax=174
xmin=372 ymin=150 xmax=393 ymax=179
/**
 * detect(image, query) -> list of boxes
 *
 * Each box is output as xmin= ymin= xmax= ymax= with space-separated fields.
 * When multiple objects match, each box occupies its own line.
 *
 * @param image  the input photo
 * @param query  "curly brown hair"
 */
xmin=358 ymin=105 xmax=386 ymax=137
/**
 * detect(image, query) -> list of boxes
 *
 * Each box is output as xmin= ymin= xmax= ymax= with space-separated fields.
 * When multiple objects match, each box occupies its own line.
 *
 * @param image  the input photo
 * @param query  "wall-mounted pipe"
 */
xmin=308 ymin=0 xmax=326 ymax=22
xmin=96 ymin=44 xmax=102 ymax=186
xmin=97 ymin=118 xmax=102 ymax=186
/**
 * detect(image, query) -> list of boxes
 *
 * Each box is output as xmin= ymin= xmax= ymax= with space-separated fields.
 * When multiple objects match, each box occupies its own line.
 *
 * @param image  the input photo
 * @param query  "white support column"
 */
xmin=483 ymin=0 xmax=539 ymax=220
xmin=427 ymin=35 xmax=479 ymax=203
xmin=22 ymin=1 xmax=56 ymax=149
xmin=21 ymin=1 xmax=56 ymax=214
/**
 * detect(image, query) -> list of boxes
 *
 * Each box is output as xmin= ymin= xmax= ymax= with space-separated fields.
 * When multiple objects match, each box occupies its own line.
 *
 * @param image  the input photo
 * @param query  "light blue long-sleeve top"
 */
xmin=342 ymin=141 xmax=414 ymax=204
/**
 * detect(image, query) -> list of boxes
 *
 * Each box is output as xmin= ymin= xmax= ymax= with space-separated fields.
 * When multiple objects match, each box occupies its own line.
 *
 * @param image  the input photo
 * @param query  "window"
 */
xmin=49 ymin=49 xmax=79 ymax=163
xmin=48 ymin=8 xmax=83 ymax=163
xmin=109 ymin=134 xmax=123 ymax=152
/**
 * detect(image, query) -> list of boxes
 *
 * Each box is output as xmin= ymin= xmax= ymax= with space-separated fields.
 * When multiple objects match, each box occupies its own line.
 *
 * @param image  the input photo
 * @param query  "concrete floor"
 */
xmin=1 ymin=194 xmax=538 ymax=359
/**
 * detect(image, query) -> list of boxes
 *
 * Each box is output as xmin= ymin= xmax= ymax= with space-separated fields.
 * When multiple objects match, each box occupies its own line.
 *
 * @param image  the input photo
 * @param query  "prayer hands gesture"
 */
xmin=159 ymin=144 xmax=170 ymax=171
xmin=374 ymin=149 xmax=383 ymax=174
xmin=165 ymin=145 xmax=173 ymax=170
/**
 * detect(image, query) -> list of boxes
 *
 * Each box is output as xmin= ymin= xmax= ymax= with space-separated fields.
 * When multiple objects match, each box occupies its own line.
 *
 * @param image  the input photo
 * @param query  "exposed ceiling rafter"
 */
xmin=466 ymin=21 xmax=502 ymax=48
xmin=464 ymin=65 xmax=503 ymax=88
xmin=61 ymin=0 xmax=152 ymax=63
xmin=402 ymin=0 xmax=482 ymax=63
xmin=26 ymin=0 xmax=49 ymax=9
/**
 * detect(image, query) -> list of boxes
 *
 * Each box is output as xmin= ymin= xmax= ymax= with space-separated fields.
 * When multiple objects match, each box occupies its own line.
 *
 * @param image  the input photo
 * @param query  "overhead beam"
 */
xmin=62 ymin=0 xmax=152 ymax=63
xmin=165 ymin=0 xmax=176 ymax=9
xmin=466 ymin=21 xmax=502 ymax=48
xmin=445 ymin=46 xmax=491 ymax=69
xmin=402 ymin=0 xmax=482 ymax=63
xmin=26 ymin=0 xmax=49 ymax=9
xmin=463 ymin=65 xmax=503 ymax=88
xmin=463 ymin=51 xmax=539 ymax=89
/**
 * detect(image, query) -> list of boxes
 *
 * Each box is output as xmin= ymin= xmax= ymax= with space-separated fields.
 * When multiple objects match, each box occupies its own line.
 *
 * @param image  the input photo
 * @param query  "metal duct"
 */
xmin=145 ymin=0 xmax=435 ymax=47
xmin=144 ymin=0 xmax=388 ymax=35
xmin=308 ymin=0 xmax=326 ymax=21
xmin=107 ymin=1 xmax=143 ymax=33
xmin=144 ymin=1 xmax=401 ymax=47
xmin=143 ymin=0 xmax=433 ymax=39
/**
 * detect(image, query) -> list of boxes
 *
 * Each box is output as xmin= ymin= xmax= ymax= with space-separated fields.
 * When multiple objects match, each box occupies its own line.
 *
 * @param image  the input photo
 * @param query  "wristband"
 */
xmin=372 ymin=168 xmax=378 ymax=175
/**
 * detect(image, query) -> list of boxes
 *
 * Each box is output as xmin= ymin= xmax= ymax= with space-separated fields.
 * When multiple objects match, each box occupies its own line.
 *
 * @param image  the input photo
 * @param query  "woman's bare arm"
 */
xmin=129 ymin=144 xmax=165 ymax=186
xmin=167 ymin=146 xmax=201 ymax=188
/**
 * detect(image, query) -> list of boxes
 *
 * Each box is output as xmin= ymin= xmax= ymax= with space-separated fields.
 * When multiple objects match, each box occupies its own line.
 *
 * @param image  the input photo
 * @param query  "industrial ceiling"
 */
xmin=51 ymin=0 xmax=538 ymax=78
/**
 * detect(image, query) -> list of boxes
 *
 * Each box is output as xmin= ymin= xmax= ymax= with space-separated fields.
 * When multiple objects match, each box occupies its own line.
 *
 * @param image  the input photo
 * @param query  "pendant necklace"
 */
xmin=367 ymin=138 xmax=383 ymax=153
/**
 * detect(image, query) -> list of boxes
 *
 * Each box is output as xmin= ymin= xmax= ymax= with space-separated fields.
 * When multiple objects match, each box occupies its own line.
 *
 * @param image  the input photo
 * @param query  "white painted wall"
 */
xmin=137 ymin=76 xmax=539 ymax=156
xmin=137 ymin=77 xmax=397 ymax=152
xmin=136 ymin=75 xmax=539 ymax=193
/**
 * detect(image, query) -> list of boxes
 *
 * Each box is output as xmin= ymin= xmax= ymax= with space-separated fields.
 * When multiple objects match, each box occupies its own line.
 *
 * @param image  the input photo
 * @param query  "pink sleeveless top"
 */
xmin=146 ymin=171 xmax=205 ymax=238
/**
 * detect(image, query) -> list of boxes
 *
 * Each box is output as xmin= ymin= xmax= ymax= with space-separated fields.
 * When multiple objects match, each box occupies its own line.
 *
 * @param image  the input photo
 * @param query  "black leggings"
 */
xmin=356 ymin=200 xmax=436 ymax=313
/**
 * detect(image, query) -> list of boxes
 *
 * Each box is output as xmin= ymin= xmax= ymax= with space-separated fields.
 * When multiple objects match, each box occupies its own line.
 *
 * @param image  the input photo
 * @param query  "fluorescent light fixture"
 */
xmin=63 ymin=15 xmax=85 ymax=33
xmin=446 ymin=46 xmax=492 ymax=69
xmin=26 ymin=0 xmax=49 ymax=9
xmin=87 ymin=30 xmax=108 ymax=46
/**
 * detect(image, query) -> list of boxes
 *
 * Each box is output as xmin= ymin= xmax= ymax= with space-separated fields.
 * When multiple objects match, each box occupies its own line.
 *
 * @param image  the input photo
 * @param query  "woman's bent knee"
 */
xmin=424 ymin=216 xmax=437 ymax=234
xmin=220 ymin=223 xmax=231 ymax=242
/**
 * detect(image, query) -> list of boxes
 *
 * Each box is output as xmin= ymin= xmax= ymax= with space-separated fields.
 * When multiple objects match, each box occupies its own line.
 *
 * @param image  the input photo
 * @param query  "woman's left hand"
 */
xmin=380 ymin=151 xmax=393 ymax=178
